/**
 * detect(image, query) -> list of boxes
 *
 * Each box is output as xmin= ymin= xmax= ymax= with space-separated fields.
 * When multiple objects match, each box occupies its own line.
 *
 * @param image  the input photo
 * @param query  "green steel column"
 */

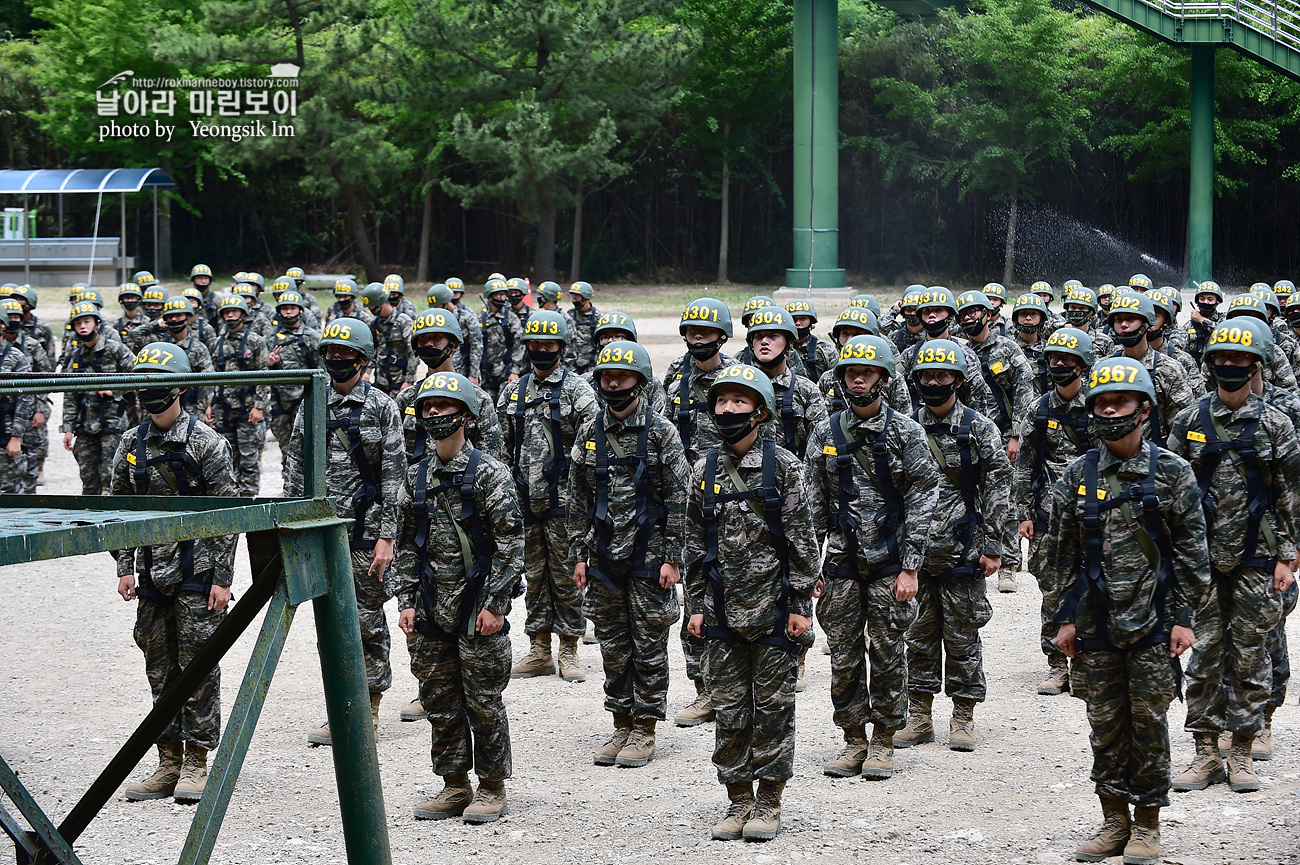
xmin=786 ymin=0 xmax=846 ymax=289
xmin=1188 ymin=45 xmax=1215 ymax=286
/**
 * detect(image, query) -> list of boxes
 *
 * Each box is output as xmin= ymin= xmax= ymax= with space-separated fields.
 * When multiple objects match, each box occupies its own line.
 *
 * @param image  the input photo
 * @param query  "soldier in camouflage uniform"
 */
xmin=785 ymin=300 xmax=838 ymax=383
xmin=683 ymin=363 xmax=818 ymax=842
xmin=384 ymin=274 xmax=420 ymax=320
xmin=890 ymin=286 xmax=928 ymax=354
xmin=326 ymin=278 xmax=373 ymax=325
xmin=1029 ymin=281 xmax=1067 ymax=332
xmin=180 ymin=288 xmax=223 ymax=354
xmin=664 ymin=298 xmax=738 ymax=726
xmin=138 ymin=285 xmax=170 ymax=335
xmin=428 ymin=284 xmax=483 ymax=383
xmin=806 ymin=336 xmax=939 ymax=781
xmin=9 ymin=284 xmax=55 ymax=365
xmin=563 ymin=281 xmax=602 ymax=375
xmin=817 ymin=308 xmax=912 ymax=416
xmin=580 ymin=311 xmax=670 ymax=416
xmin=285 ymin=266 xmax=324 ymax=321
xmin=1060 ymin=286 xmax=1115 ymax=358
xmin=189 ymin=263 xmax=222 ymax=327
xmin=266 ymin=291 xmax=321 ymax=477
xmin=744 ymin=307 xmax=828 ymax=462
xmin=479 ymin=279 xmax=525 ymax=401
xmin=1146 ymin=289 xmax=1200 ymax=379
xmin=499 ymin=311 xmax=599 ymax=682
xmin=0 ymin=300 xmax=35 ymax=493
xmin=1106 ymin=291 xmax=1196 ymax=444
xmin=359 ymin=283 xmax=416 ymax=395
xmin=568 ymin=341 xmax=689 ymax=768
xmin=232 ymin=279 xmax=274 ymax=341
xmin=59 ymin=288 xmax=123 ymax=370
xmin=1043 ymin=357 xmax=1209 ymax=865
xmin=1167 ymin=317 xmax=1300 ymax=795
xmin=896 ymin=288 xmax=996 ymax=418
xmin=895 ymin=340 xmax=1011 ymax=753
xmin=111 ymin=344 xmax=238 ymax=803
xmin=267 ymin=276 xmax=319 ymax=331
xmin=505 ymin=277 xmax=532 ymax=327
xmin=206 ymin=296 xmax=269 ymax=497
xmin=286 ymin=318 xmax=406 ymax=743
xmin=1014 ymin=328 xmax=1099 ymax=697
xmin=135 ymin=298 xmax=215 ymax=419
xmin=4 ymin=297 xmax=50 ymax=493
xmin=1010 ymin=293 xmax=1053 ymax=394
xmin=981 ymin=283 xmax=1009 ymax=338
xmin=113 ymin=283 xmax=149 ymax=344
xmin=532 ymin=280 xmax=562 ymax=312
xmin=61 ymin=302 xmax=137 ymax=495
xmin=1220 ymin=295 xmax=1298 ymax=392
xmin=395 ymin=371 xmax=522 ymax=824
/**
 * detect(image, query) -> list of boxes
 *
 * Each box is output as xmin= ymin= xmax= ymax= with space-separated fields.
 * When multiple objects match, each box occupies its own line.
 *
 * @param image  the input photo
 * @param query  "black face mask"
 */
xmin=1288 ymin=310 xmax=1300 ymax=328
xmin=224 ymin=317 xmax=243 ymax=333
xmin=280 ymin=311 xmax=300 ymax=326
xmin=921 ymin=316 xmax=950 ymax=337
xmin=337 ymin=297 xmax=354 ymax=309
xmin=1089 ymin=407 xmax=1144 ymax=441
xmin=1064 ymin=309 xmax=1093 ymax=327
xmin=918 ymin=381 xmax=957 ymax=407
xmin=1211 ymin=361 xmax=1258 ymax=392
xmin=1198 ymin=302 xmax=1220 ymax=319
xmin=326 ymin=357 xmax=362 ymax=383
xmin=749 ymin=341 xmax=785 ymax=371
xmin=959 ymin=317 xmax=985 ymax=337
xmin=1017 ymin=320 xmax=1041 ymax=338
xmin=687 ymin=339 xmax=722 ymax=362
xmin=599 ymin=382 xmax=643 ymax=413
xmin=4 ymin=318 xmax=20 ymax=334
xmin=795 ymin=325 xmax=812 ymax=342
xmin=528 ymin=347 xmax=560 ymax=370
xmin=416 ymin=343 xmax=454 ymax=367
xmin=166 ymin=320 xmax=188 ymax=335
xmin=488 ymin=296 xmax=506 ymax=310
xmin=712 ymin=408 xmax=761 ymax=444
xmin=508 ymin=293 xmax=524 ymax=307
xmin=902 ymin=311 xmax=921 ymax=328
xmin=420 ymin=411 xmax=467 ymax=441
xmin=1146 ymin=325 xmax=1165 ymax=342
xmin=138 ymin=387 xmax=182 ymax=415
xmin=1048 ymin=364 xmax=1082 ymax=387
xmin=1113 ymin=324 xmax=1147 ymax=348
xmin=122 ymin=300 xmax=141 ymax=312
xmin=144 ymin=306 xmax=164 ymax=321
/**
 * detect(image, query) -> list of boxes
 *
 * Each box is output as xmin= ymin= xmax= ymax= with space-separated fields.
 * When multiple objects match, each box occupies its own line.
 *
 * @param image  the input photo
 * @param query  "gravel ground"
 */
xmin=2 ymin=313 xmax=1299 ymax=865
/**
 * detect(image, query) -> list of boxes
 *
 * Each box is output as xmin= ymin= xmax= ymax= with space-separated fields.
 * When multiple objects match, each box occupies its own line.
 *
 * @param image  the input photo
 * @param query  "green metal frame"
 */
xmin=0 ymin=370 xmax=391 ymax=865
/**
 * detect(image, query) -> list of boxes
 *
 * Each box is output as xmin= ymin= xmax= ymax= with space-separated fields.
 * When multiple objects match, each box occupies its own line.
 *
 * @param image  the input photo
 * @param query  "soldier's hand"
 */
xmin=469 ymin=376 xmax=480 ymax=385
xmin=1190 ymin=309 xmax=1207 ymax=324
xmin=1019 ymin=520 xmax=1035 ymax=541
xmin=894 ymin=569 xmax=919 ymax=602
xmin=687 ymin=614 xmax=704 ymax=638
xmin=5 ymin=436 xmax=18 ymax=457
xmin=118 ymin=575 xmax=136 ymax=602
xmin=1053 ymin=623 xmax=1077 ymax=659
xmin=63 ymin=431 xmax=74 ymax=451
xmin=476 ymin=608 xmax=505 ymax=635
xmin=97 ymin=390 xmax=113 ymax=398
xmin=1273 ymin=560 xmax=1295 ymax=594
xmin=979 ymin=554 xmax=1001 ymax=577
xmin=507 ymin=373 xmax=519 ymax=383
xmin=205 ymin=407 xmax=213 ymax=423
xmin=573 ymin=562 xmax=588 ymax=591
xmin=398 ymin=608 xmax=416 ymax=635
xmin=659 ymin=562 xmax=680 ymax=589
xmin=209 ymin=585 xmax=232 ymax=612
xmin=813 ymin=578 xmax=825 ymax=599
xmin=1170 ymin=625 xmax=1195 ymax=657
xmin=268 ymin=346 xmax=281 ymax=365
xmin=786 ymin=614 xmax=811 ymax=639
xmin=247 ymin=407 xmax=264 ymax=424
xmin=370 ymin=538 xmax=395 ymax=578
xmin=32 ymin=411 xmax=44 ymax=428
xmin=1005 ymin=436 xmax=1019 ymax=463
xmin=401 ymin=381 xmax=413 ymax=392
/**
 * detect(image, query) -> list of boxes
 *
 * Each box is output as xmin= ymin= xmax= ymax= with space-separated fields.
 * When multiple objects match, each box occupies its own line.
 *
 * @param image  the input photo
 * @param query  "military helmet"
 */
xmin=487 ymin=271 xmax=506 ymax=282
xmin=1 ymin=298 xmax=24 ymax=318
xmin=1204 ymin=318 xmax=1270 ymax=362
xmin=232 ymin=282 xmax=259 ymax=299
xmin=427 ymin=284 xmax=454 ymax=307
xmin=161 ymin=296 xmax=191 ymax=318
xmin=241 ymin=272 xmax=266 ymax=290
xmin=271 ymin=274 xmax=295 ymax=297
xmin=484 ymin=278 xmax=508 ymax=297
xmin=522 ymin=309 xmax=569 ymax=344
xmin=1085 ymin=357 xmax=1157 ymax=408
xmin=595 ymin=340 xmax=652 ymax=382
xmin=1250 ymin=282 xmax=1272 ymax=293
xmin=118 ymin=282 xmax=144 ymax=301
xmin=360 ymin=283 xmax=388 ymax=309
xmin=1156 ymin=286 xmax=1183 ymax=310
xmin=133 ymin=341 xmax=192 ymax=374
xmin=412 ymin=308 xmax=463 ymax=343
xmin=286 ymin=266 xmax=306 ymax=283
xmin=233 ymin=271 xmax=248 ymax=284
xmin=9 ymin=285 xmax=35 ymax=309
xmin=784 ymin=298 xmax=818 ymax=323
xmin=1146 ymin=290 xmax=1178 ymax=327
xmin=506 ymin=277 xmax=526 ymax=295
xmin=413 ymin=371 xmax=478 ymax=418
xmin=1275 ymin=279 xmax=1295 ymax=299
xmin=77 ymin=287 xmax=106 ymax=308
xmin=848 ymin=294 xmax=882 ymax=317
xmin=1226 ymin=293 xmax=1269 ymax=322
xmin=1012 ymin=293 xmax=1048 ymax=321
xmin=275 ymin=290 xmax=306 ymax=311
xmin=1196 ymin=281 xmax=1224 ymax=303
xmin=956 ymin=290 xmax=993 ymax=314
xmin=1106 ymin=291 xmax=1156 ymax=326
xmin=594 ymin=310 xmax=638 ymax=341
xmin=182 ymin=287 xmax=203 ymax=305
xmin=1251 ymin=286 xmax=1282 ymax=316
xmin=1097 ymin=283 xmax=1116 ymax=300
xmin=384 ymin=273 xmax=405 ymax=296
xmin=1128 ymin=273 xmax=1153 ymax=291
xmin=568 ymin=281 xmax=594 ymax=301
xmin=133 ymin=269 xmax=159 ymax=288
xmin=832 ymin=307 xmax=881 ymax=338
xmin=900 ymin=285 xmax=926 ymax=310
xmin=188 ymin=263 xmax=212 ymax=280
xmin=745 ymin=305 xmax=798 ymax=342
xmin=320 ymin=317 xmax=376 ymax=359
xmin=835 ymin=335 xmax=894 ymax=376
xmin=69 ymin=300 xmax=101 ymax=323
xmin=1063 ymin=279 xmax=1084 ymax=291
xmin=1044 ymin=327 xmax=1096 ymax=366
xmin=915 ymin=286 xmax=958 ymax=315
xmin=981 ymin=283 xmax=1007 ymax=303
xmin=1063 ymin=285 xmax=1098 ymax=311
xmin=219 ymin=295 xmax=250 ymax=317
xmin=534 ymin=280 xmax=563 ymax=305
xmin=740 ymin=295 xmax=775 ymax=327
xmin=1030 ymin=280 xmax=1055 ymax=301
xmin=679 ymin=297 xmax=734 ymax=338
xmin=333 ymin=277 xmax=359 ymax=297
xmin=910 ymin=339 xmax=968 ymax=379
xmin=446 ymin=277 xmax=465 ymax=294
xmin=708 ymin=363 xmax=776 ymax=414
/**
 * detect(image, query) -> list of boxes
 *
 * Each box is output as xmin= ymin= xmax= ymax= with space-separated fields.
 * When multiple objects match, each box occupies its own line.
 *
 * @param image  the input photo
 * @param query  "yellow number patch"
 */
xmin=1207 ymin=325 xmax=1253 ymax=348
xmin=1186 ymin=430 xmax=1207 ymax=443
xmin=1077 ymin=485 xmax=1107 ymax=500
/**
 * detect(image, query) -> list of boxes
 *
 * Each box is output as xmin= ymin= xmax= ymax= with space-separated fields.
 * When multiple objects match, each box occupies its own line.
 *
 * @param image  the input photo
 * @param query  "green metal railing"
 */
xmin=0 ymin=370 xmax=391 ymax=865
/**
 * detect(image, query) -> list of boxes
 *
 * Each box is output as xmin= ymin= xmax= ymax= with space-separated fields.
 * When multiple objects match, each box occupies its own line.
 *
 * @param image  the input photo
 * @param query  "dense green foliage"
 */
xmin=3 ymin=0 xmax=1299 ymax=284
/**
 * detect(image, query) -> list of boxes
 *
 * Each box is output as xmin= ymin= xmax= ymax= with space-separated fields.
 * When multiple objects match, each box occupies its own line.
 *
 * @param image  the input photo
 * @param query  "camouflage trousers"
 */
xmin=1028 ymin=538 xmax=1069 ymax=667
xmin=0 ymin=450 xmax=26 ymax=494
xmin=680 ymin=610 xmax=707 ymax=685
xmin=72 ymin=431 xmax=121 ymax=495
xmin=20 ymin=422 xmax=47 ymax=493
xmin=1078 ymin=643 xmax=1175 ymax=808
xmin=352 ymin=548 xmax=392 ymax=694
xmin=133 ymin=588 xmax=225 ymax=750
xmin=523 ymin=515 xmax=585 ymax=638
xmin=586 ymin=572 xmax=678 ymax=720
xmin=409 ymin=630 xmax=512 ymax=781
xmin=702 ymin=639 xmax=798 ymax=785
xmin=1185 ymin=568 xmax=1282 ymax=736
xmin=817 ymin=568 xmax=916 ymax=731
xmin=215 ymin=419 xmax=266 ymax=497
xmin=906 ymin=571 xmax=993 ymax=702
xmin=1269 ymin=581 xmax=1298 ymax=709
xmin=268 ymin=399 xmax=301 ymax=479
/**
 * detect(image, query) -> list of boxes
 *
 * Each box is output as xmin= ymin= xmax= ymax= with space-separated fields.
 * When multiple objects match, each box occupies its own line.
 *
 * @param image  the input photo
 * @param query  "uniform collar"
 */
xmin=1209 ymin=390 xmax=1263 ymax=420
xmin=916 ymin=397 xmax=969 ymax=428
xmin=434 ymin=438 xmax=474 ymax=473
xmin=844 ymin=405 xmax=889 ymax=434
xmin=1098 ymin=439 xmax=1154 ymax=478
xmin=603 ymin=398 xmax=650 ymax=431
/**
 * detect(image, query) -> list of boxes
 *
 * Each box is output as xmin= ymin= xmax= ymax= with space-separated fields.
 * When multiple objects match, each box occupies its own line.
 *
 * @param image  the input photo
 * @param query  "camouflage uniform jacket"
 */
xmin=793 ymin=334 xmax=839 ymax=383
xmin=245 ymin=301 xmax=275 ymax=340
xmin=126 ymin=317 xmax=220 ymax=357
xmin=1012 ymin=331 xmax=1050 ymax=393
xmin=1106 ymin=346 xmax=1196 ymax=442
xmin=736 ymin=344 xmax=809 ymax=380
xmin=1043 ymin=444 xmax=1209 ymax=646
xmin=110 ymin=414 xmax=238 ymax=587
xmin=1013 ymin=387 xmax=1096 ymax=524
xmin=563 ymin=304 xmax=603 ymax=374
xmin=10 ymin=331 xmax=50 ymax=426
xmin=497 ymin=366 xmax=598 ymax=518
xmin=479 ymin=306 xmax=526 ymax=388
xmin=394 ymin=298 xmax=419 ymax=321
xmin=199 ymin=289 xmax=222 ymax=327
xmin=581 ymin=368 xmax=671 ymax=417
xmin=267 ymin=323 xmax=322 ymax=407
xmin=756 ymin=366 xmax=829 ymax=459
xmin=452 ymin=303 xmax=484 ymax=380
xmin=896 ymin=339 xmax=995 ymax=418
xmin=59 ymin=322 xmax=123 ymax=370
xmin=394 ymin=377 xmax=505 ymax=462
xmin=285 ymin=381 xmax=406 ymax=542
xmin=1154 ymin=340 xmax=1201 ymax=381
xmin=370 ymin=310 xmax=417 ymax=391
xmin=663 ymin=350 xmax=736 ymax=387
xmin=965 ymin=333 xmax=1036 ymax=437
xmin=161 ymin=332 xmax=215 ymax=415
xmin=114 ymin=310 xmax=150 ymax=345
xmin=0 ymin=340 xmax=34 ymax=439
xmin=60 ymin=336 xmax=136 ymax=434
xmin=394 ymin=439 xmax=524 ymax=626
xmin=23 ymin=315 xmax=55 ymax=365
xmin=664 ymin=352 xmax=739 ymax=464
xmin=816 ymin=367 xmax=912 ymax=416
xmin=890 ymin=325 xmax=925 ymax=354
xmin=805 ymin=407 xmax=940 ymax=572
xmin=1264 ymin=380 xmax=1300 ymax=431
xmin=683 ymin=443 xmax=819 ymax=638
xmin=1167 ymin=392 xmax=1300 ymax=573
xmin=567 ymin=399 xmax=691 ymax=572
xmin=325 ymin=302 xmax=373 ymax=325
xmin=211 ymin=325 xmax=270 ymax=414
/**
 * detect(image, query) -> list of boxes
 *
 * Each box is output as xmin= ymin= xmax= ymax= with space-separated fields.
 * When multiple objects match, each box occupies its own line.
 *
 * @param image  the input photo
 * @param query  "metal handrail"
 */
xmin=1126 ymin=0 xmax=1300 ymax=52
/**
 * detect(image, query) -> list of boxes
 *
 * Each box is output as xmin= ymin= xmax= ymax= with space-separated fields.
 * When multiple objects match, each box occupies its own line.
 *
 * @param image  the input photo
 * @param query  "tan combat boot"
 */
xmin=949 ymin=697 xmax=977 ymax=752
xmin=997 ymin=566 xmax=1018 ymax=593
xmin=582 ymin=619 xmax=598 ymax=644
xmin=1217 ymin=729 xmax=1231 ymax=757
xmin=1227 ymin=732 xmax=1260 ymax=793
xmin=1122 ymin=806 xmax=1160 ymax=865
xmin=594 ymin=713 xmax=632 ymax=766
xmin=795 ymin=647 xmax=808 ymax=693
xmin=860 ymin=725 xmax=895 ymax=780
xmin=1074 ymin=795 xmax=1130 ymax=862
xmin=462 ymin=779 xmax=507 ymax=823
xmin=557 ymin=635 xmax=586 ymax=682
xmin=414 ymin=772 xmax=473 ymax=820
xmin=894 ymin=693 xmax=935 ymax=748
xmin=400 ymin=697 xmax=427 ymax=722
xmin=615 ymin=719 xmax=656 ymax=767
xmin=1037 ymin=658 xmax=1070 ymax=696
xmin=172 ymin=745 xmax=208 ymax=803
xmin=307 ymin=720 xmax=332 ymax=747
xmin=1171 ymin=731 xmax=1225 ymax=791
xmin=674 ymin=680 xmax=715 ymax=727
xmin=510 ymin=632 xmax=556 ymax=678
xmin=370 ymin=692 xmax=383 ymax=737
xmin=124 ymin=742 xmax=184 ymax=801
xmin=822 ymin=725 xmax=869 ymax=777
xmin=742 ymin=779 xmax=784 ymax=841
xmin=1254 ymin=706 xmax=1276 ymax=761
xmin=711 ymin=782 xmax=753 ymax=841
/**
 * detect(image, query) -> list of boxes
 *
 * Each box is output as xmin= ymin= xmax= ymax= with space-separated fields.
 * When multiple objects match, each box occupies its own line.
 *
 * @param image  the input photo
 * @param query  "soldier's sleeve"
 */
xmin=657 ymin=418 xmax=691 ymax=566
xmin=193 ymin=343 xmax=215 ymax=413
xmin=200 ymin=430 xmax=239 ymax=587
xmin=1012 ymin=410 xmax=1037 ymax=523
xmin=496 ymin=381 xmax=517 ymax=454
xmin=398 ymin=315 xmax=416 ymax=382
xmin=466 ymin=311 xmax=484 ymax=378
xmin=683 ymin=458 xmax=707 ymax=617
xmin=1165 ymin=404 xmax=1196 ymax=458
xmin=801 ymin=382 xmax=829 ymax=444
xmin=975 ymin=417 xmax=1012 ymax=558
xmin=1007 ymin=350 xmax=1036 ymax=434
xmin=565 ymin=375 xmax=599 ymax=442
xmin=779 ymin=456 xmax=819 ymax=618
xmin=1041 ymin=468 xmax=1081 ymax=622
xmin=394 ymin=469 xmax=420 ymax=611
xmin=898 ymin=421 xmax=940 ymax=571
xmin=507 ymin=313 xmax=526 ymax=376
xmin=376 ymin=397 xmax=407 ymax=540
xmin=1274 ymin=349 xmax=1298 ymax=392
xmin=964 ymin=367 xmax=995 ymax=419
xmin=481 ymin=457 xmax=525 ymax=613
xmin=7 ymin=352 xmax=33 ymax=428
xmin=283 ymin=404 xmax=306 ymax=498
xmin=1158 ymin=361 xmax=1195 ymax=429
xmin=31 ymin=343 xmax=52 ymax=420
xmin=126 ymin=319 xmax=160 ymax=351
xmin=60 ymin=368 xmax=76 ymax=433
xmin=476 ymin=397 xmax=506 ymax=460
xmin=803 ymin=422 xmax=831 ymax=546
xmin=108 ymin=432 xmax=138 ymax=577
xmin=1266 ymin=408 xmax=1300 ymax=563
xmin=1163 ymin=454 xmax=1210 ymax=629
xmin=566 ymin=418 xmax=596 ymax=567
xmin=562 ymin=311 xmax=578 ymax=369
xmin=251 ymin=335 xmax=271 ymax=412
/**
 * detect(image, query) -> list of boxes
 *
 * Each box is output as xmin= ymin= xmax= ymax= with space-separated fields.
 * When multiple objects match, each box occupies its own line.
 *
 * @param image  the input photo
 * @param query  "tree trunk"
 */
xmin=416 ymin=164 xmax=434 ymax=283
xmin=718 ymin=121 xmax=730 ymax=284
xmin=159 ymin=193 xmax=172 ymax=279
xmin=1002 ymin=197 xmax=1018 ymax=287
xmin=328 ymin=157 xmax=380 ymax=281
xmin=535 ymin=178 xmax=557 ymax=280
xmin=570 ymin=186 xmax=583 ymax=282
